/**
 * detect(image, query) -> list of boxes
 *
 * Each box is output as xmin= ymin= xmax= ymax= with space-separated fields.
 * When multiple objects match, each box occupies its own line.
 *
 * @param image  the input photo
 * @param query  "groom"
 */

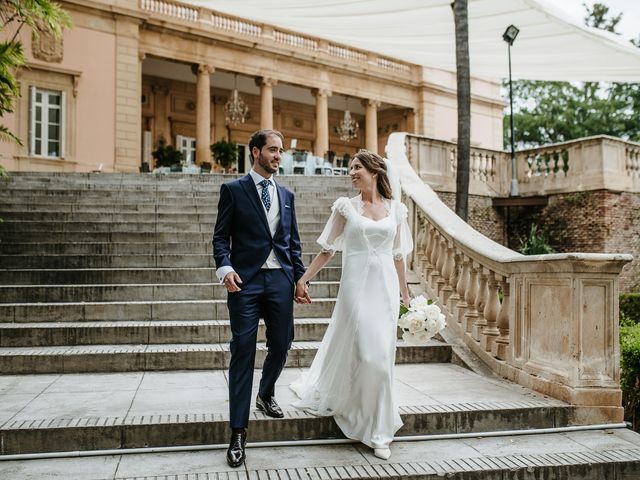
xmin=213 ymin=129 xmax=309 ymax=468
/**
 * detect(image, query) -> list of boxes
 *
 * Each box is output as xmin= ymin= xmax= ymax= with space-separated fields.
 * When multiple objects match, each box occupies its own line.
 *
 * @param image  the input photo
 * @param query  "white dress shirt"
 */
xmin=216 ymin=169 xmax=283 ymax=283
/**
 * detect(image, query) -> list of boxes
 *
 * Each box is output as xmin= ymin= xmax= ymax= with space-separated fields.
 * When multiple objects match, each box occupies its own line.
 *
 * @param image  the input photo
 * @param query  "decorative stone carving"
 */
xmin=32 ymin=31 xmax=63 ymax=63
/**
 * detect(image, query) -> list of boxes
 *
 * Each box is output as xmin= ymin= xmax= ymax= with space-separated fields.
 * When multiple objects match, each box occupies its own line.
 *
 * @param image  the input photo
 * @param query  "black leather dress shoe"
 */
xmin=226 ymin=429 xmax=247 ymax=468
xmin=256 ymin=395 xmax=284 ymax=418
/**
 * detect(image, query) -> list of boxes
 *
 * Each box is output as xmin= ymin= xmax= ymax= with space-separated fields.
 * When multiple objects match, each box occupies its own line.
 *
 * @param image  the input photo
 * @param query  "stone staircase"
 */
xmin=1 ymin=172 xmax=639 ymax=479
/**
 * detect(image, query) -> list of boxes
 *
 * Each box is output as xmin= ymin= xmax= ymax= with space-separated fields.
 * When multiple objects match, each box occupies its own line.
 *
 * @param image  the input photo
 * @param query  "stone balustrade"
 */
xmin=405 ymin=135 xmax=510 ymax=197
xmin=406 ymin=134 xmax=640 ymax=197
xmin=138 ymin=0 xmax=412 ymax=75
xmin=387 ymin=132 xmax=632 ymax=420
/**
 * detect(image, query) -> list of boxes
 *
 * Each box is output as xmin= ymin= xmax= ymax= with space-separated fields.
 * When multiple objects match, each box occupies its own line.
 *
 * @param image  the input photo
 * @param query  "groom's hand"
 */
xmin=295 ymin=280 xmax=311 ymax=304
xmin=223 ymin=272 xmax=243 ymax=292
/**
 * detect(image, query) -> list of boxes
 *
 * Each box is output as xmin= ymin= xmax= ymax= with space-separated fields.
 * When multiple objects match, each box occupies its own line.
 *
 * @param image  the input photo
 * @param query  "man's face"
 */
xmin=253 ymin=134 xmax=283 ymax=176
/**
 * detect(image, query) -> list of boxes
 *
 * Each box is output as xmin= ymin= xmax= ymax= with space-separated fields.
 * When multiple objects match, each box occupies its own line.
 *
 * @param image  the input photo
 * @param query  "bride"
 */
xmin=292 ymin=149 xmax=413 ymax=460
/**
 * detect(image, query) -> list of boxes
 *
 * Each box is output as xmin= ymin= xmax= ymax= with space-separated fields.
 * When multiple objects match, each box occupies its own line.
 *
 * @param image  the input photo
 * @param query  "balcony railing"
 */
xmin=405 ymin=134 xmax=640 ymax=197
xmin=388 ymin=132 xmax=631 ymax=419
xmin=139 ymin=0 xmax=412 ymax=75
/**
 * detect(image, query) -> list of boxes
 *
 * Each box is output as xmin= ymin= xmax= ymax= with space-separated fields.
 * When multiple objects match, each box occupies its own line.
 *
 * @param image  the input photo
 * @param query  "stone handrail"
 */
xmin=138 ymin=0 xmax=411 ymax=75
xmin=387 ymin=132 xmax=632 ymax=420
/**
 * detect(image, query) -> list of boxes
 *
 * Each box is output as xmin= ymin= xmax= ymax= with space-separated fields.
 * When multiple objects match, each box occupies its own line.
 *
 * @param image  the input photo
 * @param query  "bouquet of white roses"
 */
xmin=398 ymin=295 xmax=446 ymax=344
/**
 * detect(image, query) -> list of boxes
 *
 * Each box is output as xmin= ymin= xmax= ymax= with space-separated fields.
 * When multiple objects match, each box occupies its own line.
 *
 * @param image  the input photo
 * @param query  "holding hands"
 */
xmin=295 ymin=279 xmax=311 ymax=304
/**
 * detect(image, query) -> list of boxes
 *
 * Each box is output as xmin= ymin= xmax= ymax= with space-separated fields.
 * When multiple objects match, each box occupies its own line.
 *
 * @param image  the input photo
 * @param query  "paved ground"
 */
xmin=0 ymin=363 xmax=558 ymax=426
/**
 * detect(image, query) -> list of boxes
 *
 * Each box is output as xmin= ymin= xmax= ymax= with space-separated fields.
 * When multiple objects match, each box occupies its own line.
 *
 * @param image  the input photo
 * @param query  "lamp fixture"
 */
xmin=335 ymin=97 xmax=359 ymax=141
xmin=224 ymin=74 xmax=249 ymax=125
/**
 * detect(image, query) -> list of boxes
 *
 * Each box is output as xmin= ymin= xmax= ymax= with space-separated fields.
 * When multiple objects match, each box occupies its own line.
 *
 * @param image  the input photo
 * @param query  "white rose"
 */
xmin=410 ymin=295 xmax=429 ymax=311
xmin=408 ymin=316 xmax=426 ymax=334
xmin=425 ymin=317 xmax=437 ymax=333
xmin=402 ymin=331 xmax=418 ymax=344
xmin=424 ymin=304 xmax=441 ymax=322
xmin=413 ymin=330 xmax=433 ymax=342
xmin=436 ymin=313 xmax=447 ymax=331
xmin=398 ymin=312 xmax=410 ymax=329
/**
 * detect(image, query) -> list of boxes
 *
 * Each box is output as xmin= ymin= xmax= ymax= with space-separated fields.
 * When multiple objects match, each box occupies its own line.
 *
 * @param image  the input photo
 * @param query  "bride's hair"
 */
xmin=352 ymin=150 xmax=393 ymax=200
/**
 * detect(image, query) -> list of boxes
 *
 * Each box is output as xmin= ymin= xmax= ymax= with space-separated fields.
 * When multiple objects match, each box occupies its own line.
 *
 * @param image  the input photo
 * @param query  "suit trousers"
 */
xmin=227 ymin=268 xmax=295 ymax=428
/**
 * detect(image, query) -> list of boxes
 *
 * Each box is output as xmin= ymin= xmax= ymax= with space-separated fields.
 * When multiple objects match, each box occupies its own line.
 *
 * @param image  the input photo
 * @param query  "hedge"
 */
xmin=621 ymin=293 xmax=640 ymax=324
xmin=621 ymin=321 xmax=640 ymax=429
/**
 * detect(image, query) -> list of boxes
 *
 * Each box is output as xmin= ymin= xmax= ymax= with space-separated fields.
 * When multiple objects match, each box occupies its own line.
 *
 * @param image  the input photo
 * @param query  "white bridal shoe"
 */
xmin=374 ymin=448 xmax=391 ymax=460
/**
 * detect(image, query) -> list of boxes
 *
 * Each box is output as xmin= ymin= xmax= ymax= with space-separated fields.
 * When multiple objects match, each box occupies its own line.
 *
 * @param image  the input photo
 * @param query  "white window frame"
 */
xmin=176 ymin=135 xmax=196 ymax=164
xmin=30 ymin=86 xmax=65 ymax=158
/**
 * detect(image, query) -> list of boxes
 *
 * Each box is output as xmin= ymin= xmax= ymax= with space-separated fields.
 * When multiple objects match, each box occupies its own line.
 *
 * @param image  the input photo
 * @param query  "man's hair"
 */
xmin=248 ymin=129 xmax=284 ymax=163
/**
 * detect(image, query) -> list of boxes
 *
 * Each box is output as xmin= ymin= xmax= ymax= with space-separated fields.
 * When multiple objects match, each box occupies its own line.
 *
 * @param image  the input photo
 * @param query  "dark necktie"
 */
xmin=259 ymin=179 xmax=271 ymax=211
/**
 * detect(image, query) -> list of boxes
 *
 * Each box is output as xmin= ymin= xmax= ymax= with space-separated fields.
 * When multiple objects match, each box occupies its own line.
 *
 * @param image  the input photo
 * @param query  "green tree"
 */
xmin=505 ymin=3 xmax=639 ymax=148
xmin=0 ymin=1 xmax=72 ymax=174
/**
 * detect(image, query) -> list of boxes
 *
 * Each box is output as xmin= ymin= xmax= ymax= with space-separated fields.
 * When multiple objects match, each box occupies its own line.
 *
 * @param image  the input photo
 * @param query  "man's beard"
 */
xmin=258 ymin=153 xmax=278 ymax=174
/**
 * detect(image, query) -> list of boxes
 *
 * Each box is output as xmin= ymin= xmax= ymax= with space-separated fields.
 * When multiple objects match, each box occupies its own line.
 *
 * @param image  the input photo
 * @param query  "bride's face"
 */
xmin=349 ymin=158 xmax=375 ymax=190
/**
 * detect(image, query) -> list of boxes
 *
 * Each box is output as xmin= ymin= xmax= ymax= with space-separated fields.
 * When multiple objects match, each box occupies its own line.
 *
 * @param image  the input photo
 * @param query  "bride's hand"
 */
xmin=295 ymin=279 xmax=311 ymax=304
xmin=401 ymin=290 xmax=411 ymax=307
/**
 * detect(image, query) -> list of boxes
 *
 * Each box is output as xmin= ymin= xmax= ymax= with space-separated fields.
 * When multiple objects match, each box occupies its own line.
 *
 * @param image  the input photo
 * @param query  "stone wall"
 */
xmin=435 ymin=191 xmax=507 ymax=246
xmin=507 ymin=190 xmax=639 ymax=293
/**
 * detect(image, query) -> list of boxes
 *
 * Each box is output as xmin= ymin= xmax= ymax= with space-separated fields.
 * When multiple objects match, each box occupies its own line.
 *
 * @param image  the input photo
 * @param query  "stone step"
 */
xmin=0 ymin=298 xmax=337 ymax=322
xmin=0 ymin=341 xmax=451 ymax=374
xmin=0 ymin=211 xmax=332 ymax=223
xmin=0 ymin=363 xmax=574 ymax=456
xmin=0 ymin=204 xmax=337 ymax=216
xmin=0 ymin=219 xmax=327 ymax=232
xmin=0 ymin=246 xmax=329 ymax=267
xmin=0 ymin=318 xmax=333 ymax=347
xmin=0 ymin=253 xmax=217 ymax=269
xmin=4 ymin=431 xmax=639 ymax=480
xmin=0 ymin=264 xmax=342 ymax=285
xmin=0 ymin=281 xmax=340 ymax=303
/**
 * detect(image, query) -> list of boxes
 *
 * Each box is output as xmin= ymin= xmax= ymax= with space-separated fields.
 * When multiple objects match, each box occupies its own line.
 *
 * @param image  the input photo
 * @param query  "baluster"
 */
xmin=447 ymin=250 xmax=461 ymax=313
xmin=471 ymin=269 xmax=488 ymax=342
xmin=480 ymin=272 xmax=501 ymax=352
xmin=441 ymin=242 xmax=455 ymax=305
xmin=479 ymin=153 xmax=488 ymax=181
xmin=491 ymin=277 xmax=511 ymax=361
xmin=455 ymin=257 xmax=469 ymax=324
xmin=423 ymin=224 xmax=435 ymax=278
xmin=462 ymin=263 xmax=479 ymax=333
xmin=428 ymin=229 xmax=440 ymax=286
xmin=435 ymin=237 xmax=447 ymax=299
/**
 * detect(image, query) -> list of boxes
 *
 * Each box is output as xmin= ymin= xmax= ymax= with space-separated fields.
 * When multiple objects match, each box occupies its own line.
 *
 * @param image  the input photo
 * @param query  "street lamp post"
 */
xmin=503 ymin=24 xmax=519 ymax=197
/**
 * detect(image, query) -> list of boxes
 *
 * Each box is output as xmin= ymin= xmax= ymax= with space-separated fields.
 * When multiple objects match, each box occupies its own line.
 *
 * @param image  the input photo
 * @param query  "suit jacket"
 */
xmin=212 ymin=174 xmax=306 ymax=285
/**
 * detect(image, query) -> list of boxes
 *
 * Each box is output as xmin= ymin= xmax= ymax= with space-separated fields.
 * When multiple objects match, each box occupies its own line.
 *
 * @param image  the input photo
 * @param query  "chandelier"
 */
xmin=335 ymin=97 xmax=359 ymax=141
xmin=224 ymin=75 xmax=249 ymax=125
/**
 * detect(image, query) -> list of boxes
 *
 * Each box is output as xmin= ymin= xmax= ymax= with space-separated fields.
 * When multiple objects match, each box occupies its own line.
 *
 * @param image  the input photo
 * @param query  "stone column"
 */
xmin=114 ymin=17 xmax=142 ymax=172
xmin=364 ymin=99 xmax=380 ymax=154
xmin=195 ymin=64 xmax=214 ymax=166
xmin=259 ymin=77 xmax=277 ymax=129
xmin=313 ymin=88 xmax=331 ymax=157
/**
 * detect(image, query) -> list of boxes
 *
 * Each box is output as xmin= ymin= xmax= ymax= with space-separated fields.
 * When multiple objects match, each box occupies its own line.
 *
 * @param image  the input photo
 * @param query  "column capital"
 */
xmin=256 ymin=76 xmax=278 ymax=87
xmin=312 ymin=88 xmax=332 ymax=98
xmin=192 ymin=64 xmax=214 ymax=75
xmin=362 ymin=98 xmax=381 ymax=109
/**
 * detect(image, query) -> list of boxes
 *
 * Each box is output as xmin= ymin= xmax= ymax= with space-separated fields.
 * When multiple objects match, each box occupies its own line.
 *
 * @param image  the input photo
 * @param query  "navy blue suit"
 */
xmin=213 ymin=174 xmax=305 ymax=428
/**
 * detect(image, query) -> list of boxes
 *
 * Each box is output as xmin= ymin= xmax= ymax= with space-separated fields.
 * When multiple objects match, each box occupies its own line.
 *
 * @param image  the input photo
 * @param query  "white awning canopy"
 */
xmin=184 ymin=0 xmax=640 ymax=82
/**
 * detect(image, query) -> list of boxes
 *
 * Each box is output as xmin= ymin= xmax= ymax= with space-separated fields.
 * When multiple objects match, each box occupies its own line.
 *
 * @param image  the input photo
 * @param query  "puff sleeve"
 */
xmin=392 ymin=201 xmax=413 ymax=260
xmin=316 ymin=197 xmax=349 ymax=254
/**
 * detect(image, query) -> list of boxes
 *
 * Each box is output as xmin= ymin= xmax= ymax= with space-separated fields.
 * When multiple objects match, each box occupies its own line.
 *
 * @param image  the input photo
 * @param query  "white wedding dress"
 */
xmin=291 ymin=195 xmax=413 ymax=448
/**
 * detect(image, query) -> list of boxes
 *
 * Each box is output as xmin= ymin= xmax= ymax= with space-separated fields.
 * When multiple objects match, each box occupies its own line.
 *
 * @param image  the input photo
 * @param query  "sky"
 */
xmin=559 ymin=0 xmax=640 ymax=41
